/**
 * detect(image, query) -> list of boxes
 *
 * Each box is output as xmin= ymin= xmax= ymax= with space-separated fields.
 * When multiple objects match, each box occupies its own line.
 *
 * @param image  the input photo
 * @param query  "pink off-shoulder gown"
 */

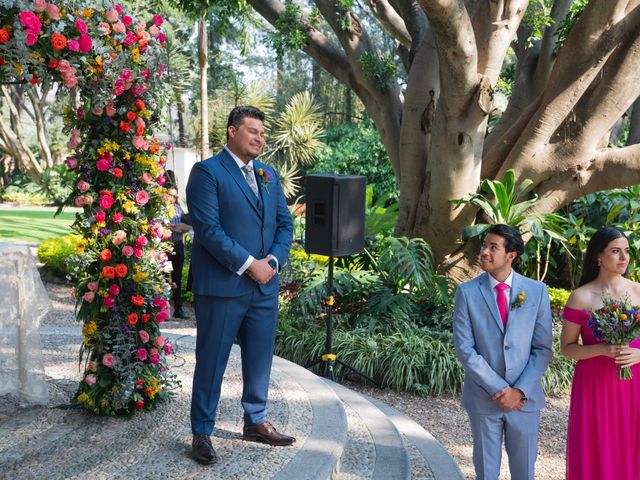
xmin=563 ymin=306 xmax=640 ymax=480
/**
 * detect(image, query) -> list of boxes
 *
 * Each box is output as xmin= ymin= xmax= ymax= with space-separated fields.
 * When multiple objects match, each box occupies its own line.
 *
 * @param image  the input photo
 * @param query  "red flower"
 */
xmin=0 ymin=29 xmax=10 ymax=43
xmin=112 ymin=167 xmax=123 ymax=178
xmin=29 ymin=73 xmax=39 ymax=85
xmin=99 ymin=248 xmax=112 ymax=262
xmin=131 ymin=294 xmax=145 ymax=307
xmin=135 ymin=99 xmax=145 ymax=110
xmin=114 ymin=264 xmax=128 ymax=278
xmin=136 ymin=378 xmax=144 ymax=387
xmin=0 ymin=58 xmax=4 ymax=67
xmin=126 ymin=111 xmax=136 ymax=122
xmin=136 ymin=400 xmax=144 ymax=409
xmin=47 ymin=59 xmax=59 ymax=68
xmin=141 ymin=313 xmax=150 ymax=323
xmin=128 ymin=313 xmax=138 ymax=325
xmin=50 ymin=32 xmax=67 ymax=51
xmin=135 ymin=125 xmax=144 ymax=136
xmin=119 ymin=121 xmax=131 ymax=133
xmin=102 ymin=266 xmax=116 ymax=280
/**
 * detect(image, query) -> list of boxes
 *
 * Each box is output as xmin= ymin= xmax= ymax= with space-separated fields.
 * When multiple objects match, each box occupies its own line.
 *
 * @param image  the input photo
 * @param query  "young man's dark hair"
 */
xmin=485 ymin=224 xmax=525 ymax=265
xmin=226 ymin=106 xmax=265 ymax=140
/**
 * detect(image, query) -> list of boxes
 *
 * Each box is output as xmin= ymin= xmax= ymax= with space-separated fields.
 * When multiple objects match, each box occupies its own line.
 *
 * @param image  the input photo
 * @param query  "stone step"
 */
xmin=2 ymin=325 xmax=463 ymax=480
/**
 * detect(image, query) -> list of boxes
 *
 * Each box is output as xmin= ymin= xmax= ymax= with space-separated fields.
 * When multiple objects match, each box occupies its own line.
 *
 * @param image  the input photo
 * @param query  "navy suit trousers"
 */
xmin=191 ymin=287 xmax=278 ymax=436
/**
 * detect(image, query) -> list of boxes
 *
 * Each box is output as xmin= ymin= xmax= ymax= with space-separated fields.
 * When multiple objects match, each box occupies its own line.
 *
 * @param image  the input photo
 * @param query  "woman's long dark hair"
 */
xmin=579 ymin=226 xmax=628 ymax=286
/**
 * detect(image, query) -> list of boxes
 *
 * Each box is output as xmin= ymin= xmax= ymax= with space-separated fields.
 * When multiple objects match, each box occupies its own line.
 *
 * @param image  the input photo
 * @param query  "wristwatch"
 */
xmin=268 ymin=258 xmax=277 ymax=270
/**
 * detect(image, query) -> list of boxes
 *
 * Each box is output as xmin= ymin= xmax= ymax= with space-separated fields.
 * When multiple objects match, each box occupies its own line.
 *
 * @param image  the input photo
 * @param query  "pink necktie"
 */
xmin=495 ymin=283 xmax=509 ymax=327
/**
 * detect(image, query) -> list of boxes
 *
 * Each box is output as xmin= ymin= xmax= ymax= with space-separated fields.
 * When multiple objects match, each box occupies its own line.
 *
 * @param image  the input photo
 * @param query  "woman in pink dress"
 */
xmin=561 ymin=226 xmax=640 ymax=480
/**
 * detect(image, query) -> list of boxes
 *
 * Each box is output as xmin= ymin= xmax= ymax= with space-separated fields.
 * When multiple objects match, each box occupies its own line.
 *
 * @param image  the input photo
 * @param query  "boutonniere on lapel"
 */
xmin=257 ymin=167 xmax=273 ymax=192
xmin=511 ymin=291 xmax=526 ymax=310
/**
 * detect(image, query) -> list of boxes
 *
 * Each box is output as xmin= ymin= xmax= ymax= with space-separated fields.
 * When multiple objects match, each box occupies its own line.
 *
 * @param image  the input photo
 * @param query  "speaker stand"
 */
xmin=305 ymin=255 xmax=381 ymax=388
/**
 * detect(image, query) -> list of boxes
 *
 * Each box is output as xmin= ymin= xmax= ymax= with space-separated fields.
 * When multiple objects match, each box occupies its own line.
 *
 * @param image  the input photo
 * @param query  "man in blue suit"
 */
xmin=186 ymin=106 xmax=295 ymax=465
xmin=453 ymin=224 xmax=553 ymax=480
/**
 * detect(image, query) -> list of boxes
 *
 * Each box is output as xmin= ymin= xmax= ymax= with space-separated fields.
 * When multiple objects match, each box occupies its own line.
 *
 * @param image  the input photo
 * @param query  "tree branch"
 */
xmin=366 ymin=0 xmax=412 ymax=48
xmin=533 ymin=0 xmax=572 ymax=93
xmin=416 ymin=0 xmax=477 ymax=118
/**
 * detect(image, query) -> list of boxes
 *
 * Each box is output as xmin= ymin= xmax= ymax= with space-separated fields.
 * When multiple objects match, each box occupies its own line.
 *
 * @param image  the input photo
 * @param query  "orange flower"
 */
xmin=102 ymin=266 xmax=116 ymax=280
xmin=127 ymin=313 xmax=138 ymax=325
xmin=99 ymin=248 xmax=112 ymax=262
xmin=0 ymin=29 xmax=9 ymax=44
xmin=131 ymin=294 xmax=145 ymax=306
xmin=114 ymin=263 xmax=128 ymax=278
xmin=50 ymin=32 xmax=67 ymax=51
xmin=148 ymin=143 xmax=160 ymax=154
xmin=135 ymin=99 xmax=145 ymax=110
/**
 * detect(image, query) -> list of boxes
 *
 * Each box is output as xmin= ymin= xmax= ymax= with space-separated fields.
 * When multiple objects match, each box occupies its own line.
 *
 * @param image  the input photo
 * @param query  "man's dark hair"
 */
xmin=226 ymin=106 xmax=265 ymax=140
xmin=485 ymin=224 xmax=524 ymax=265
xmin=579 ymin=226 xmax=627 ymax=286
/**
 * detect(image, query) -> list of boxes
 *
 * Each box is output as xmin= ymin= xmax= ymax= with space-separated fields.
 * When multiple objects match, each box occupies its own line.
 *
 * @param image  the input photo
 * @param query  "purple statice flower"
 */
xmin=99 ymin=227 xmax=112 ymax=237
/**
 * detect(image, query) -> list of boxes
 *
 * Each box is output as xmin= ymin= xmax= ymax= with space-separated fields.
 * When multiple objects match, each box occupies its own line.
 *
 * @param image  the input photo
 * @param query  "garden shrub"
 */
xmin=38 ymin=234 xmax=82 ymax=275
xmin=548 ymin=287 xmax=571 ymax=310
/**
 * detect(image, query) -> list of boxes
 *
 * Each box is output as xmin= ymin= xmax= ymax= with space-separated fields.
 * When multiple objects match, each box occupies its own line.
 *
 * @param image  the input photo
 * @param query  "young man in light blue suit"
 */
xmin=186 ymin=106 xmax=295 ymax=465
xmin=453 ymin=224 xmax=553 ymax=480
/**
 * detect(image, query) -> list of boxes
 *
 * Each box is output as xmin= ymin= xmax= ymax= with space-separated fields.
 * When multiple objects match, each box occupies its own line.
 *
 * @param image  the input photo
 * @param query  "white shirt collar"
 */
xmin=225 ymin=146 xmax=254 ymax=170
xmin=488 ymin=270 xmax=513 ymax=289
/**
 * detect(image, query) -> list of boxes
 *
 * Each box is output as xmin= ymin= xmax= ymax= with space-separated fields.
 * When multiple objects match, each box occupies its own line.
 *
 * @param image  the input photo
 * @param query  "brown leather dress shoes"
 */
xmin=192 ymin=434 xmax=217 ymax=465
xmin=243 ymin=421 xmax=296 ymax=446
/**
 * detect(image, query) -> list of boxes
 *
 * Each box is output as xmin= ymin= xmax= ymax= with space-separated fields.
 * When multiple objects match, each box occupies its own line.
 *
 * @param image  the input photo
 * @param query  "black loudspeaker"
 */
xmin=305 ymin=174 xmax=366 ymax=256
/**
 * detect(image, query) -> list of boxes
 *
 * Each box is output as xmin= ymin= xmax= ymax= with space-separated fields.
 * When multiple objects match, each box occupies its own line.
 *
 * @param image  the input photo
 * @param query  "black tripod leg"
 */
xmin=334 ymin=358 xmax=382 ymax=388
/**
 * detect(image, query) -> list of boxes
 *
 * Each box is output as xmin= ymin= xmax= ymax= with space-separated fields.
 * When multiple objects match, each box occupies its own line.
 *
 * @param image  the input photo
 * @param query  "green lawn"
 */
xmin=0 ymin=207 xmax=78 ymax=243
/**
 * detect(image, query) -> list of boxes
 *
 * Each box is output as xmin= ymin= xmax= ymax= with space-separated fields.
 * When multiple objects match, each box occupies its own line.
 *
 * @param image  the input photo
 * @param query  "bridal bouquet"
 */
xmin=587 ymin=296 xmax=640 ymax=380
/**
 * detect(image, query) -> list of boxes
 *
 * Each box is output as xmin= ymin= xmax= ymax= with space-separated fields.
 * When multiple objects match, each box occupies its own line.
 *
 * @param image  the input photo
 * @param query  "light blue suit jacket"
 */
xmin=186 ymin=149 xmax=293 ymax=297
xmin=453 ymin=271 xmax=553 ymax=414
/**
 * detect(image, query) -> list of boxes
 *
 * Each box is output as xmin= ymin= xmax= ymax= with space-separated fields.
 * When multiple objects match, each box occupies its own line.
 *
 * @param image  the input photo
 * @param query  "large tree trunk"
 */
xmin=249 ymin=0 xmax=640 ymax=281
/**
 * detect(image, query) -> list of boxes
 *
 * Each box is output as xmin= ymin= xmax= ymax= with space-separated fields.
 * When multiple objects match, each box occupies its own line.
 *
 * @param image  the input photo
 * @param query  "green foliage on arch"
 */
xmin=0 ymin=0 xmax=179 ymax=415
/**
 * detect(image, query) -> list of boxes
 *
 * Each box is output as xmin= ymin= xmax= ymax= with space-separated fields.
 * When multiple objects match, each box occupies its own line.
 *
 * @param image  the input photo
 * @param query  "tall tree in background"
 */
xmin=245 ymin=0 xmax=640 ymax=280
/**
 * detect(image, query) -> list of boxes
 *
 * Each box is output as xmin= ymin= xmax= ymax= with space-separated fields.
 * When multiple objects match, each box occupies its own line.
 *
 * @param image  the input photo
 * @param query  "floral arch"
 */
xmin=0 ymin=0 xmax=179 ymax=415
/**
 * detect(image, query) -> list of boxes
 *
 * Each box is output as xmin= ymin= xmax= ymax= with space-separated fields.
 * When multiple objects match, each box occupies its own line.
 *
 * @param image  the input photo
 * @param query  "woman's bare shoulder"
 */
xmin=565 ymin=284 xmax=599 ymax=310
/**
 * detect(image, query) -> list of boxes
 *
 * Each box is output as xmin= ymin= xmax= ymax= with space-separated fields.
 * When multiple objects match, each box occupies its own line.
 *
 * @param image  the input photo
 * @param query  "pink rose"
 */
xmin=141 ymin=172 xmax=152 ymax=184
xmin=132 ymin=135 xmax=146 ymax=150
xmin=67 ymin=39 xmax=80 ymax=52
xmin=79 ymin=34 xmax=92 ymax=53
xmin=139 ymin=330 xmax=150 ymax=343
xmin=155 ymin=310 xmax=169 ymax=323
xmin=136 ymin=348 xmax=147 ymax=361
xmin=96 ymin=158 xmax=111 ymax=172
xmin=19 ymin=11 xmax=42 ymax=34
xmin=63 ymin=76 xmax=78 ymax=88
xmin=112 ymin=230 xmax=127 ymax=246
xmin=84 ymin=374 xmax=96 ymax=386
xmin=95 ymin=210 xmax=106 ymax=223
xmin=103 ymin=296 xmax=115 ymax=309
xmin=152 ymin=15 xmax=164 ymax=26
xmin=34 ymin=0 xmax=46 ymax=11
xmin=152 ymin=297 xmax=166 ymax=308
xmin=76 ymin=180 xmax=90 ymax=192
xmin=112 ymin=21 xmax=126 ymax=34
xmin=149 ymin=25 xmax=160 ymax=37
xmin=83 ymin=291 xmax=95 ymax=302
xmin=122 ymin=245 xmax=134 ymax=258
xmin=67 ymin=129 xmax=81 ymax=149
xmin=122 ymin=15 xmax=133 ymax=26
xmin=164 ymin=343 xmax=173 ymax=355
xmin=158 ymin=33 xmax=166 ymax=44
xmin=65 ymin=157 xmax=77 ymax=169
xmin=75 ymin=18 xmax=88 ymax=34
xmin=87 ymin=281 xmax=99 ymax=291
xmin=25 ymin=30 xmax=38 ymax=46
xmin=105 ymin=102 xmax=117 ymax=116
xmin=46 ymin=3 xmax=60 ymax=19
xmin=108 ymin=284 xmax=120 ymax=296
xmin=123 ymin=31 xmax=136 ymax=46
xmin=74 ymin=196 xmax=85 ymax=207
xmin=135 ymin=190 xmax=149 ymax=206
xmin=102 ymin=353 xmax=115 ymax=368
xmin=113 ymin=212 xmax=124 ymax=223
xmin=133 ymin=246 xmax=143 ymax=259
xmin=91 ymin=106 xmax=103 ymax=116
xmin=99 ymin=194 xmax=115 ymax=210
xmin=136 ymin=235 xmax=148 ymax=247
xmin=115 ymin=4 xmax=123 ymax=15
xmin=87 ymin=361 xmax=97 ymax=372
xmin=153 ymin=336 xmax=166 ymax=348
xmin=106 ymin=9 xmax=119 ymax=22
xmin=149 ymin=348 xmax=160 ymax=364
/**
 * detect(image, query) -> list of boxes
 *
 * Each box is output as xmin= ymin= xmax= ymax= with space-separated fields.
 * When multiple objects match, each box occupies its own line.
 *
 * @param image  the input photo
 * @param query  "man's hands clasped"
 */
xmin=492 ymin=387 xmax=526 ymax=412
xmin=247 ymin=256 xmax=277 ymax=284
